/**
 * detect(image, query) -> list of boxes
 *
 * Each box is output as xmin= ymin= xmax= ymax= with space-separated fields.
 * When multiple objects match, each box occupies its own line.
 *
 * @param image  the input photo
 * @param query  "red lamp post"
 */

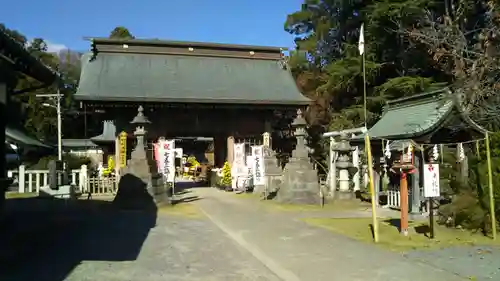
xmin=391 ymin=145 xmax=416 ymax=236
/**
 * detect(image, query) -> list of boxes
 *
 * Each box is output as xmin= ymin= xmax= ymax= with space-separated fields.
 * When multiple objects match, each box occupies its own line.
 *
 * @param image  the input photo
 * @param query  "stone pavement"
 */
xmin=194 ymin=188 xmax=464 ymax=281
xmin=4 ymin=187 xmax=495 ymax=281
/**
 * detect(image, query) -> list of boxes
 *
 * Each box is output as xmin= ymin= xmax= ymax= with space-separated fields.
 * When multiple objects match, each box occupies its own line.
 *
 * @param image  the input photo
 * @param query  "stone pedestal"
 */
xmin=255 ymin=146 xmax=282 ymax=195
xmin=338 ymin=169 xmax=350 ymax=192
xmin=276 ymin=110 xmax=320 ymax=204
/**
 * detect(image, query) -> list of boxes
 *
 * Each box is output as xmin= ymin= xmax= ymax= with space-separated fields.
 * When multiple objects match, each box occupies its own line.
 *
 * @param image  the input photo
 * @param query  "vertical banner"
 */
xmin=233 ymin=143 xmax=245 ymax=166
xmin=155 ymin=140 xmax=165 ymax=174
xmin=119 ymin=131 xmax=127 ymax=168
xmin=423 ymin=164 xmax=440 ymax=197
xmin=162 ymin=139 xmax=176 ymax=183
xmin=232 ymin=143 xmax=246 ymax=190
xmin=252 ymin=145 xmax=265 ymax=185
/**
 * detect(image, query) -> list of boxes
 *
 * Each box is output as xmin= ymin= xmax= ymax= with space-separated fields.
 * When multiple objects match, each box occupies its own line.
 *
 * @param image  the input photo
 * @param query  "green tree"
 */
xmin=109 ymin=26 xmax=135 ymax=39
xmin=2 ymin=24 xmax=81 ymax=142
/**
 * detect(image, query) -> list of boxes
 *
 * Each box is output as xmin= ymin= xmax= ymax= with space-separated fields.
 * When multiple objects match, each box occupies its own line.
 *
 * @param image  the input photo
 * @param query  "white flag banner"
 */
xmin=358 ymin=23 xmax=365 ymax=55
xmin=252 ymin=145 xmax=265 ymax=186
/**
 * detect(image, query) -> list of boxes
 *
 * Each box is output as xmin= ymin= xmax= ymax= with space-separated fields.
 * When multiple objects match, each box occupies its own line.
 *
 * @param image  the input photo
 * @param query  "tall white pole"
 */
xmin=56 ymin=89 xmax=62 ymax=161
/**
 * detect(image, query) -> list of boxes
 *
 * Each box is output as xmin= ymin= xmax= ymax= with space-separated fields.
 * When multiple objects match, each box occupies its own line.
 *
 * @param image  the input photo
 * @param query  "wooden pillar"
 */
xmin=227 ymin=136 xmax=234 ymax=165
xmin=400 ymin=171 xmax=409 ymax=236
xmin=214 ymin=135 xmax=227 ymax=168
xmin=0 ymin=81 xmax=7 ymax=209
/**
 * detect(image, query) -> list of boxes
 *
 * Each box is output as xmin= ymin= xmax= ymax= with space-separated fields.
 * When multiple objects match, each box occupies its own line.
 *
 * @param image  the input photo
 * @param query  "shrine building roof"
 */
xmin=366 ymin=88 xmax=454 ymax=140
xmin=356 ymin=88 xmax=487 ymax=142
xmin=75 ymin=38 xmax=310 ymax=105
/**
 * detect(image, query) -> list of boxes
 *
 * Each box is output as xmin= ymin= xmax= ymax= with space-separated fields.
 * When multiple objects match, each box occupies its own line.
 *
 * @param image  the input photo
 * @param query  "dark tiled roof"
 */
xmin=5 ymin=126 xmax=52 ymax=148
xmin=75 ymin=52 xmax=310 ymax=105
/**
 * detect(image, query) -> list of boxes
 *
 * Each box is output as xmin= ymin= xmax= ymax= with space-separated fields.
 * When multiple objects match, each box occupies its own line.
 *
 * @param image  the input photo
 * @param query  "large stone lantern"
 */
xmin=276 ymin=109 xmax=320 ymax=204
xmin=115 ymin=105 xmax=169 ymax=208
xmin=332 ymin=133 xmax=358 ymax=199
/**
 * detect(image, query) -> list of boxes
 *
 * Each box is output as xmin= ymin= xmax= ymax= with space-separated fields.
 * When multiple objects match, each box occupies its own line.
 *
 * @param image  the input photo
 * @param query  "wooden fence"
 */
xmin=7 ymin=165 xmax=116 ymax=196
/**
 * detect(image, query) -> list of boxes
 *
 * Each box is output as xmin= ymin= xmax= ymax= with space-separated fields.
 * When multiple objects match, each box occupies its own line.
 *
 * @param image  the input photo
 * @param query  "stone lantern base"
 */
xmin=334 ymin=190 xmax=354 ymax=200
xmin=276 ymin=157 xmax=321 ymax=205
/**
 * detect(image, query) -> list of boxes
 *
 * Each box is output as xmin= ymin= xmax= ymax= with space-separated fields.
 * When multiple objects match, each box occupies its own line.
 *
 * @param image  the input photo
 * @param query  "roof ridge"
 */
xmin=386 ymin=87 xmax=451 ymax=107
xmin=87 ymin=37 xmax=287 ymax=53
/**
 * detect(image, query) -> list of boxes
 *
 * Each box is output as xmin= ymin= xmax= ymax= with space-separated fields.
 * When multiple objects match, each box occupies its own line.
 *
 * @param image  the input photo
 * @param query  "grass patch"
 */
xmin=266 ymin=199 xmax=371 ymax=212
xmin=304 ymin=217 xmax=500 ymax=252
xmin=158 ymin=203 xmax=203 ymax=218
xmin=5 ymin=192 xmax=38 ymax=199
xmin=231 ymin=191 xmax=372 ymax=212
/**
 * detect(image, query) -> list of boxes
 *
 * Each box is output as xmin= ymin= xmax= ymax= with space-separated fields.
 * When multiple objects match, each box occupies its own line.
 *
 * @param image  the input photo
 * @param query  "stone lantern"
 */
xmin=391 ymin=142 xmax=416 ymax=236
xmin=276 ymin=109 xmax=320 ymax=204
xmin=332 ymin=133 xmax=358 ymax=199
xmin=130 ymin=105 xmax=150 ymax=159
xmin=115 ymin=105 xmax=170 ymax=208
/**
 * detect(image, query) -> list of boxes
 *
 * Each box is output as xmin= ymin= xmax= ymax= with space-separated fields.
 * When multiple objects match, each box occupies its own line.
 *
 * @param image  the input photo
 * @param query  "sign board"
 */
xmin=252 ymin=145 xmax=265 ymax=186
xmin=423 ymin=164 xmax=440 ymax=197
xmin=263 ymin=132 xmax=271 ymax=147
xmin=119 ymin=131 xmax=127 ymax=168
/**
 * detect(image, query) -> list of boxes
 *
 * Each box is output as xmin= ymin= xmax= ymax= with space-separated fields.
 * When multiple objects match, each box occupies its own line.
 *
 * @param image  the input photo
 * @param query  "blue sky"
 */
xmin=1 ymin=0 xmax=303 ymax=52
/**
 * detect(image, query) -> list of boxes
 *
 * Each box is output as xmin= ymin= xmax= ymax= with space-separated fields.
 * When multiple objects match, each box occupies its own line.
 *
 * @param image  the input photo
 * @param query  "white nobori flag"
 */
xmin=358 ymin=23 xmax=365 ymax=55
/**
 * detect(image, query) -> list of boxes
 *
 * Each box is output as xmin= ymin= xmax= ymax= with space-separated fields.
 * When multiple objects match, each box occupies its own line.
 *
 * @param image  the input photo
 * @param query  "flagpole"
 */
xmin=359 ymin=23 xmax=379 ymax=242
xmin=362 ymin=50 xmax=367 ymax=128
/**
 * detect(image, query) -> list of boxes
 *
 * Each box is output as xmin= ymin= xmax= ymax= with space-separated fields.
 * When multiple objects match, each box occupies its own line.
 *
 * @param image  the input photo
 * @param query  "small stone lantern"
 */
xmin=333 ymin=133 xmax=358 ymax=199
xmin=391 ymin=143 xmax=416 ymax=236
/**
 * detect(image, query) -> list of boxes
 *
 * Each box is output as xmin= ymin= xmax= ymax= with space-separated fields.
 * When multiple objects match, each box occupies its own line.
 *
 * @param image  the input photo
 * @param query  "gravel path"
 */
xmin=0 ymin=199 xmax=281 ymax=281
xmin=405 ymin=246 xmax=500 ymax=281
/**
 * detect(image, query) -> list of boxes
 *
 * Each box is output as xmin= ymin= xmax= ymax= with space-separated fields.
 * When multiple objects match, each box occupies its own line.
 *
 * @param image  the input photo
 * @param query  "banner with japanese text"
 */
xmin=423 ymin=164 xmax=440 ymax=197
xmin=252 ymin=145 xmax=265 ymax=185
xmin=232 ymin=143 xmax=247 ymax=190
xmin=119 ymin=131 xmax=127 ymax=168
xmin=157 ymin=139 xmax=176 ymax=182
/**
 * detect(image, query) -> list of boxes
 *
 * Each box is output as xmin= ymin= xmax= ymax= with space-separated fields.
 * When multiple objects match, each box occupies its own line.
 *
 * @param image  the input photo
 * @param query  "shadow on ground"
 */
xmin=0 ymin=173 xmax=176 ymax=281
xmin=170 ymin=180 xmax=204 ymax=205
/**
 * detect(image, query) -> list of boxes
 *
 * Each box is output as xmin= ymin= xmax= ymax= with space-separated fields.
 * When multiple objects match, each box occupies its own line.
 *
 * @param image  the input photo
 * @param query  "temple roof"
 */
xmin=358 ymin=88 xmax=486 ymax=141
xmin=75 ymin=38 xmax=310 ymax=105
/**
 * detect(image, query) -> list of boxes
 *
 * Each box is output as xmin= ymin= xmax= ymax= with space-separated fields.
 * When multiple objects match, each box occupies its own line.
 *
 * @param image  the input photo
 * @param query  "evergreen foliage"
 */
xmin=220 ymin=161 xmax=232 ymax=187
xmin=286 ymin=1 xmax=500 ymax=232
